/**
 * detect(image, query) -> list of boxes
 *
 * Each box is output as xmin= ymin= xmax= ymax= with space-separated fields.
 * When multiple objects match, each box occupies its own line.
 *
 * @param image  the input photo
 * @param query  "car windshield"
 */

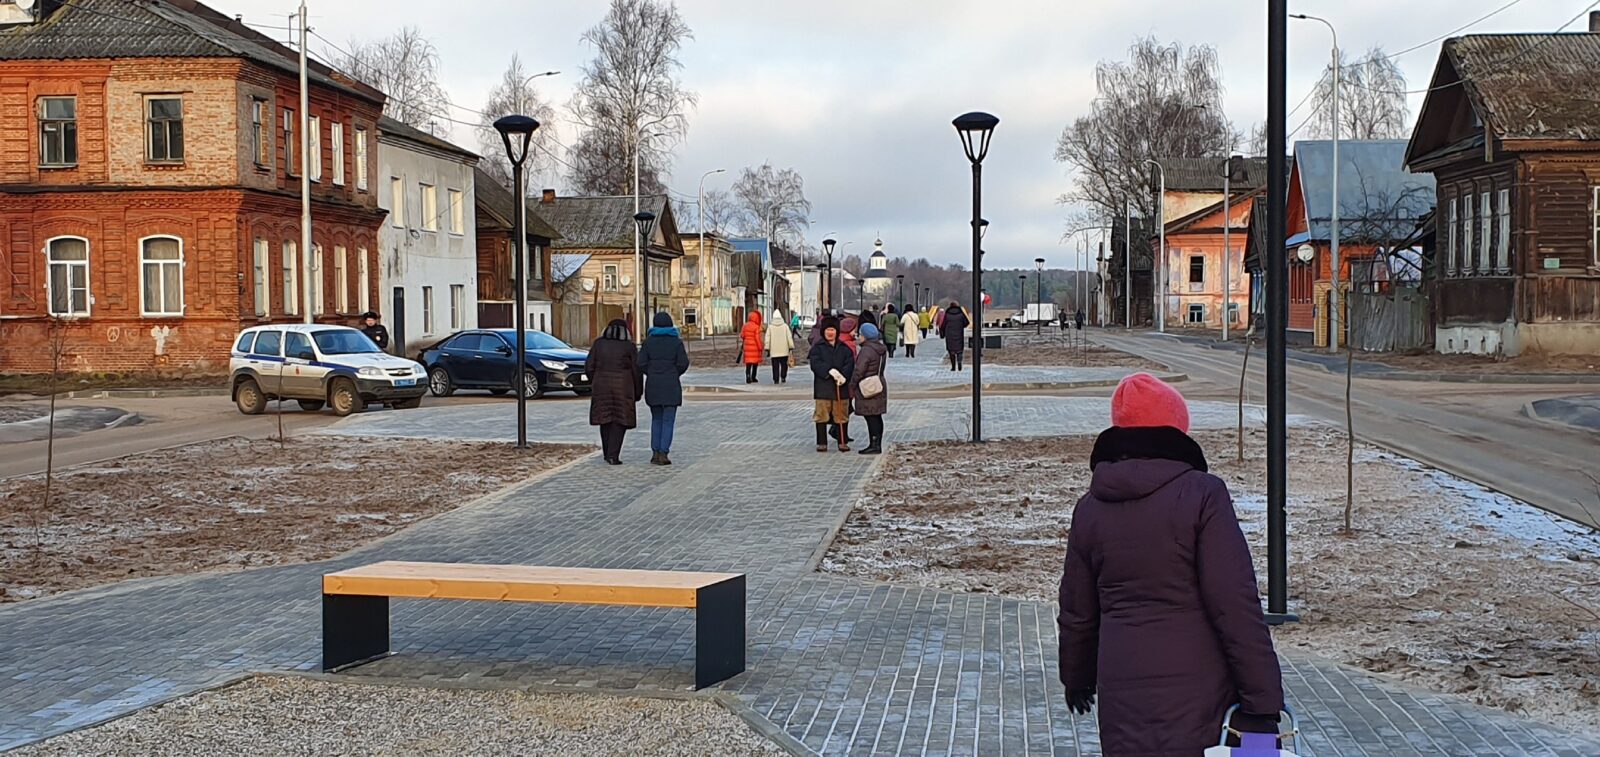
xmin=497 ymin=331 xmax=570 ymax=351
xmin=312 ymin=329 xmax=382 ymax=355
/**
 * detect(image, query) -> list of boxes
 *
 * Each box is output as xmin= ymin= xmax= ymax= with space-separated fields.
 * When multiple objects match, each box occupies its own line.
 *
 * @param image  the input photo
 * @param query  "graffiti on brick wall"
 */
xmin=150 ymin=325 xmax=173 ymax=355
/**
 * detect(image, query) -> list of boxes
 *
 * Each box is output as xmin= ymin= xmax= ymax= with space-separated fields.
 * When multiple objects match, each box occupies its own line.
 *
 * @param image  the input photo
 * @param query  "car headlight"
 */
xmin=539 ymin=360 xmax=567 ymax=371
xmin=358 ymin=366 xmax=384 ymax=376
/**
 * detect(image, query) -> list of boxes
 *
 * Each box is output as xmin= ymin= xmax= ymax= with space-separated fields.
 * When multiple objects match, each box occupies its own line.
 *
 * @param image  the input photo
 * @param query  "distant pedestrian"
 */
xmin=1059 ymin=311 xmax=1070 ymax=333
xmin=1058 ymin=373 xmax=1285 ymax=754
xmin=919 ymin=307 xmax=933 ymax=339
xmin=900 ymin=306 xmax=922 ymax=358
xmin=360 ymin=311 xmax=389 ymax=351
xmin=1075 ymin=308 xmax=1086 ymax=331
xmin=740 ymin=312 xmax=764 ymax=384
xmin=851 ymin=322 xmax=889 ymax=455
xmin=858 ymin=309 xmax=878 ymax=331
xmin=933 ymin=305 xmax=947 ymax=338
xmin=808 ymin=315 xmax=854 ymax=452
xmin=942 ymin=301 xmax=970 ymax=371
xmin=767 ymin=308 xmax=794 ymax=384
xmin=587 ymin=319 xmax=642 ymax=466
xmin=882 ymin=304 xmax=900 ymax=358
xmin=638 ymin=312 xmax=689 ymax=466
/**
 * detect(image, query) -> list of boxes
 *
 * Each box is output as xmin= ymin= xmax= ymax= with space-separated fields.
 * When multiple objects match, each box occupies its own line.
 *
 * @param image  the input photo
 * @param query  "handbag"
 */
xmin=1203 ymin=706 xmax=1298 ymax=757
xmin=857 ymin=348 xmax=887 ymax=399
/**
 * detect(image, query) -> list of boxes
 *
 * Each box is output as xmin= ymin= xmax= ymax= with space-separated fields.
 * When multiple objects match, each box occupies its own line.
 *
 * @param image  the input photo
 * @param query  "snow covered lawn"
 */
xmin=821 ymin=424 xmax=1600 ymax=733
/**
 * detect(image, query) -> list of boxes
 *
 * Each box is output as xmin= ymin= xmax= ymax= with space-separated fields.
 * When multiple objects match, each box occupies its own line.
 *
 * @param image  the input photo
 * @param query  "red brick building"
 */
xmin=0 ymin=0 xmax=387 ymax=373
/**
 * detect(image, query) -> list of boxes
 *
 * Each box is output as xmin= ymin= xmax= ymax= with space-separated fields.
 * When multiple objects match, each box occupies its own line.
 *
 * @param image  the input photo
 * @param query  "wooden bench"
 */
xmin=322 ymin=560 xmax=746 ymax=689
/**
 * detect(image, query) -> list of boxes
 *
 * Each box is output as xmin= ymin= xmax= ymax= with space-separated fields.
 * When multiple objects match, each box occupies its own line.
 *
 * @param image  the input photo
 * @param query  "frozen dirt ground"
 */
xmin=1 ymin=436 xmax=590 ymax=602
xmin=821 ymin=425 xmax=1600 ymax=734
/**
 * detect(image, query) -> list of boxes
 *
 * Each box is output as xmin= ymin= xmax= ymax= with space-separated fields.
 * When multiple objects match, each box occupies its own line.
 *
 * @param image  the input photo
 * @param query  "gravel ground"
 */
xmin=821 ymin=426 xmax=1600 ymax=733
xmin=2 ymin=436 xmax=590 ymax=602
xmin=10 ymin=675 xmax=784 ymax=756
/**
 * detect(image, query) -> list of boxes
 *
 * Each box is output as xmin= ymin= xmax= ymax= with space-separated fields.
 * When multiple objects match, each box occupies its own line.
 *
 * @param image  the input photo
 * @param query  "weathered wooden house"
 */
xmin=1405 ymin=28 xmax=1600 ymax=356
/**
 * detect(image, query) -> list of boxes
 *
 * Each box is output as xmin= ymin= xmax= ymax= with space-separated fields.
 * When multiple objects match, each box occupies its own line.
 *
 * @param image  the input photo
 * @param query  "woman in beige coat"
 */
xmin=899 ymin=308 xmax=922 ymax=358
xmin=766 ymin=309 xmax=795 ymax=384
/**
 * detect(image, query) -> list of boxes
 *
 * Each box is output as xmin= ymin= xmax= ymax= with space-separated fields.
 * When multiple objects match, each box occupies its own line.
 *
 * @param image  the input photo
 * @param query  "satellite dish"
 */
xmin=619 ymin=275 xmax=633 ymax=287
xmin=581 ymin=278 xmax=596 ymax=292
xmin=1296 ymin=244 xmax=1316 ymax=263
xmin=16 ymin=0 xmax=37 ymax=11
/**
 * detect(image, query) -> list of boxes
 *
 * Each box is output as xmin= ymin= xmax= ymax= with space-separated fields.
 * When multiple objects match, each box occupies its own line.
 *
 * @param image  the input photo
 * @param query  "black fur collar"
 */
xmin=1090 ymin=426 xmax=1209 ymax=472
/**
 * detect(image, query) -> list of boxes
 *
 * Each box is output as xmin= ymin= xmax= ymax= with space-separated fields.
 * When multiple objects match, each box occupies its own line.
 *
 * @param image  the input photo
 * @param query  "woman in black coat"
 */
xmin=942 ymin=301 xmax=970 ymax=371
xmin=587 ymin=319 xmax=642 ymax=465
xmin=808 ymin=316 xmax=855 ymax=452
xmin=638 ymin=311 xmax=690 ymax=466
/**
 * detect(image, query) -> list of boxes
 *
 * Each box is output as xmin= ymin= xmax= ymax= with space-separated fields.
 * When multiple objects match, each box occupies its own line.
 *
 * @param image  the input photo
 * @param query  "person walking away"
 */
xmin=882 ymin=304 xmax=900 ymax=358
xmin=900 ymin=306 xmax=922 ymax=359
xmin=1058 ymin=373 xmax=1285 ymax=754
xmin=740 ymin=312 xmax=764 ymax=384
xmin=919 ymin=307 xmax=933 ymax=339
xmin=1075 ymin=308 xmax=1086 ymax=331
xmin=767 ymin=309 xmax=794 ymax=384
xmin=851 ymin=323 xmax=889 ymax=455
xmin=639 ymin=312 xmax=689 ymax=466
xmin=587 ymin=319 xmax=643 ymax=465
xmin=1059 ymin=311 xmax=1070 ymax=333
xmin=360 ymin=311 xmax=390 ymax=352
xmin=942 ymin=301 xmax=970 ymax=371
xmin=808 ymin=316 xmax=854 ymax=452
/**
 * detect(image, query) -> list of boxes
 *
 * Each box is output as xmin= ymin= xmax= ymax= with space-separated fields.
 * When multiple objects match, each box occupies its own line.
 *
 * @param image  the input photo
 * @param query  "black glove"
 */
xmin=1230 ymin=710 xmax=1281 ymax=734
xmin=1065 ymin=687 xmax=1095 ymax=715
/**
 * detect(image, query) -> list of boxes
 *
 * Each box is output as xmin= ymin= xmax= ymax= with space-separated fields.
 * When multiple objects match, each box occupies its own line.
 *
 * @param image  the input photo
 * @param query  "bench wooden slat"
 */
xmin=322 ymin=561 xmax=741 ymax=609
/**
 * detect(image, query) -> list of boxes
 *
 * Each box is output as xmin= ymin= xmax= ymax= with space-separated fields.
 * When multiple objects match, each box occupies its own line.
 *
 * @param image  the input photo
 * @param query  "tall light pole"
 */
xmin=1124 ymin=195 xmax=1132 ymax=328
xmin=1034 ymin=257 xmax=1045 ymax=335
xmin=1267 ymin=0 xmax=1294 ymax=623
xmin=1144 ymin=159 xmax=1167 ymax=333
xmin=697 ymin=168 xmax=726 ymax=339
xmin=822 ymin=238 xmax=837 ymax=313
xmin=294 ymin=0 xmax=312 ymax=324
xmin=1221 ymin=155 xmax=1243 ymax=341
xmin=1293 ymin=13 xmax=1341 ymax=353
xmin=634 ymin=211 xmax=658 ymax=317
xmin=896 ymin=274 xmax=905 ymax=311
xmin=954 ymin=111 xmax=998 ymax=444
xmin=494 ymin=115 xmax=540 ymax=450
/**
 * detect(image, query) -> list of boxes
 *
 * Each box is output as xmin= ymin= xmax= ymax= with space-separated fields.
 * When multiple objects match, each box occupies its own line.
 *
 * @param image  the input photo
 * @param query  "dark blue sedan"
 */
xmin=416 ymin=329 xmax=591 ymax=399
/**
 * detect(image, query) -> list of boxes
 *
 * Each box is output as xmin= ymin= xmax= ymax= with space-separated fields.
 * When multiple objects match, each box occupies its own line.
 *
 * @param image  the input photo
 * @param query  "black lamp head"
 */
xmin=1035 ymin=257 xmax=1046 ymax=271
xmin=978 ymin=218 xmax=990 ymax=240
xmin=633 ymin=211 xmax=657 ymax=245
xmin=493 ymin=115 xmax=541 ymax=167
xmin=952 ymin=111 xmax=999 ymax=165
xmin=822 ymin=238 xmax=837 ymax=256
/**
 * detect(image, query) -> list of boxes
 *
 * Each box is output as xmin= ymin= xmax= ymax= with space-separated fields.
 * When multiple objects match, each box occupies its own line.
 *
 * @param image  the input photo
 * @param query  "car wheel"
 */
xmin=428 ymin=367 xmax=454 ymax=397
xmin=488 ymin=388 xmax=509 ymax=396
xmin=391 ymin=396 xmax=423 ymax=410
xmin=235 ymin=379 xmax=267 ymax=415
xmin=329 ymin=378 xmax=366 ymax=417
xmin=520 ymin=370 xmax=545 ymax=399
xmin=297 ymin=399 xmax=326 ymax=412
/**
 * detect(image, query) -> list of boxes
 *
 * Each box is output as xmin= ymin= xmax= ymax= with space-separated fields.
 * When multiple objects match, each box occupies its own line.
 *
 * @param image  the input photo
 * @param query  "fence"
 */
xmin=554 ymin=303 xmax=627 ymax=346
xmin=1348 ymin=285 xmax=1429 ymax=352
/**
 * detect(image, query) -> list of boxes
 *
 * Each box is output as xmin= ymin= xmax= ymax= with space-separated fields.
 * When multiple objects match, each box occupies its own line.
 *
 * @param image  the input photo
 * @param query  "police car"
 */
xmin=230 ymin=324 xmax=428 ymax=416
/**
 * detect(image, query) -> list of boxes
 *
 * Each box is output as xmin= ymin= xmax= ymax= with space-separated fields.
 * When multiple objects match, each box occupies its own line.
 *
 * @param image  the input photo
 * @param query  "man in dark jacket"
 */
xmin=807 ymin=315 xmax=854 ymax=452
xmin=1074 ymin=308 xmax=1086 ymax=331
xmin=942 ymin=302 xmax=970 ymax=371
xmin=360 ymin=311 xmax=389 ymax=351
xmin=638 ymin=312 xmax=690 ymax=466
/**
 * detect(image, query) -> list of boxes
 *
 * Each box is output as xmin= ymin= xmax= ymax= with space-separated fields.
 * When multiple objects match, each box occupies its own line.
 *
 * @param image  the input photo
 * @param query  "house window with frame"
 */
xmin=251 ymin=99 xmax=269 ymax=166
xmin=683 ymin=306 xmax=699 ymax=326
xmin=1447 ymin=197 xmax=1458 ymax=276
xmin=253 ymin=238 xmax=270 ymax=316
xmin=1480 ymin=191 xmax=1491 ymax=275
xmin=1462 ymin=193 xmax=1475 ymax=275
xmin=331 ymin=121 xmax=345 ymax=186
xmin=1226 ymin=302 xmax=1241 ymax=324
xmin=39 ymin=96 xmax=77 ymax=167
xmin=450 ymin=284 xmax=464 ymax=330
xmin=1593 ymin=186 xmax=1600 ymax=267
xmin=140 ymin=236 xmax=183 ymax=316
xmin=357 ymin=248 xmax=370 ymax=312
xmin=283 ymin=109 xmax=296 ymax=175
xmin=354 ymin=128 xmax=368 ymax=191
xmin=1188 ymin=254 xmax=1204 ymax=291
xmin=283 ymin=241 xmax=299 ymax=315
xmin=46 ymin=237 xmax=90 ymax=317
xmin=1186 ymin=303 xmax=1206 ymax=324
xmin=532 ymin=244 xmax=544 ymax=280
xmin=308 ymin=115 xmax=322 ymax=181
xmin=421 ymin=286 xmax=434 ymax=334
xmin=420 ymin=183 xmax=438 ymax=231
xmin=146 ymin=96 xmax=183 ymax=163
xmin=390 ymin=177 xmax=405 ymax=227
xmin=448 ymin=188 xmax=464 ymax=234
xmin=1496 ymin=188 xmax=1511 ymax=273
xmin=603 ymin=263 xmax=619 ymax=291
xmin=334 ymin=246 xmax=348 ymax=313
xmin=311 ymin=244 xmax=325 ymax=314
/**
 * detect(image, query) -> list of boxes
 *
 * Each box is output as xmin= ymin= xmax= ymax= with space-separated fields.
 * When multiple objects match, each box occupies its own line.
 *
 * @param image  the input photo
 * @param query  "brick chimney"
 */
xmin=1592 ymin=10 xmax=1600 ymax=32
xmin=540 ymin=188 xmax=556 ymax=204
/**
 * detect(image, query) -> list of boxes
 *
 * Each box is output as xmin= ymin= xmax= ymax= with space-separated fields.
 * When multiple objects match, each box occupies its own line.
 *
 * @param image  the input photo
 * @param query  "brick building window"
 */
xmin=357 ymin=248 xmax=370 ymax=312
xmin=46 ymin=237 xmax=90 ymax=317
xmin=308 ymin=116 xmax=321 ymax=182
xmin=146 ymin=96 xmax=183 ymax=163
xmin=421 ymin=286 xmax=434 ymax=334
xmin=283 ymin=241 xmax=299 ymax=315
xmin=251 ymin=99 xmax=269 ymax=166
xmin=311 ymin=244 xmax=325 ymax=314
xmin=253 ymin=239 xmax=270 ymax=316
xmin=448 ymin=188 xmax=464 ymax=234
xmin=39 ymin=96 xmax=77 ymax=167
xmin=450 ymin=284 xmax=464 ymax=330
xmin=140 ymin=236 xmax=184 ymax=316
xmin=334 ymin=246 xmax=348 ymax=313
xmin=331 ymin=122 xmax=345 ymax=186
xmin=283 ymin=109 xmax=295 ymax=175
xmin=420 ymin=183 xmax=437 ymax=231
xmin=355 ymin=128 xmax=368 ymax=191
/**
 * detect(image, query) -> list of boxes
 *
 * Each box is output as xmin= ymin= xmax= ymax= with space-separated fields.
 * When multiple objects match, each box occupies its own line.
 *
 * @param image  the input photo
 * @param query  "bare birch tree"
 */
xmin=340 ymin=26 xmax=453 ymax=136
xmin=568 ymin=0 xmax=697 ymax=195
xmin=689 ymin=188 xmax=742 ymax=235
xmin=476 ymin=54 xmax=561 ymax=190
xmin=730 ymin=162 xmax=813 ymax=251
xmin=1305 ymin=47 xmax=1410 ymax=141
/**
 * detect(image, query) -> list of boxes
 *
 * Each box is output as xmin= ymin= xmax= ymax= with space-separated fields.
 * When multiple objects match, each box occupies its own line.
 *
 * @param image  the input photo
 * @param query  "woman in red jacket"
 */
xmin=740 ymin=311 xmax=764 ymax=384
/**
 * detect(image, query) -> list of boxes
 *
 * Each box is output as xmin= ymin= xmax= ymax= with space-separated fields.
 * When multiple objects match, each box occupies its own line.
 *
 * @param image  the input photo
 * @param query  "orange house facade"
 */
xmin=1160 ymin=192 xmax=1256 ymax=329
xmin=0 ymin=0 xmax=387 ymax=373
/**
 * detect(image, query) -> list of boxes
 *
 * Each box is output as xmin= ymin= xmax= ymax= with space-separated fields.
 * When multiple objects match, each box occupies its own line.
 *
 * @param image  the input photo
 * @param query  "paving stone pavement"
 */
xmin=2 ymin=397 xmax=1596 ymax=755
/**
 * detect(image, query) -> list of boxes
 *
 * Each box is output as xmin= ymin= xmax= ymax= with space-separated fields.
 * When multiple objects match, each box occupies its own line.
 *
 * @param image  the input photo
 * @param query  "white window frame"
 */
xmin=421 ymin=285 xmax=434 ymax=334
xmin=448 ymin=188 xmax=464 ymax=235
xmin=45 ymin=236 xmax=91 ymax=317
xmin=138 ymin=235 xmax=184 ymax=317
xmin=311 ymin=243 xmax=325 ymax=315
xmin=253 ymin=238 xmax=270 ymax=316
xmin=1462 ymin=194 xmax=1474 ymax=276
xmin=420 ymin=183 xmax=438 ymax=232
xmin=450 ymin=284 xmax=464 ymax=330
xmin=1447 ymin=197 xmax=1458 ymax=276
xmin=1593 ymin=187 xmax=1600 ymax=267
xmin=357 ymin=248 xmax=370 ymax=313
xmin=334 ymin=245 xmax=348 ymax=313
xmin=282 ymin=109 xmax=296 ymax=175
xmin=308 ymin=115 xmax=322 ymax=182
xmin=144 ymin=95 xmax=184 ymax=163
xmin=603 ymin=263 xmax=619 ymax=291
xmin=1186 ymin=303 xmax=1206 ymax=324
xmin=533 ymin=244 xmax=544 ymax=280
xmin=1479 ymin=191 xmax=1491 ymax=276
xmin=1496 ymin=188 xmax=1511 ymax=274
xmin=331 ymin=121 xmax=345 ymax=186
xmin=683 ymin=306 xmax=699 ymax=326
xmin=390 ymin=177 xmax=405 ymax=227
xmin=355 ymin=128 xmax=369 ymax=191
xmin=283 ymin=241 xmax=299 ymax=316
xmin=251 ymin=99 xmax=269 ymax=166
xmin=39 ymin=95 xmax=78 ymax=168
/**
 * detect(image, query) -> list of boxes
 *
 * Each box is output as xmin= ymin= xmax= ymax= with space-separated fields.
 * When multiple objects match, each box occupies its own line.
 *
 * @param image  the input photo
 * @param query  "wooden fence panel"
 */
xmin=1349 ymin=286 xmax=1430 ymax=352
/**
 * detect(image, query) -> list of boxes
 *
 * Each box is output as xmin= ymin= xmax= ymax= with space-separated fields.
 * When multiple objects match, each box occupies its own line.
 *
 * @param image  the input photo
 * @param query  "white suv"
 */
xmin=231 ymin=324 xmax=428 ymax=416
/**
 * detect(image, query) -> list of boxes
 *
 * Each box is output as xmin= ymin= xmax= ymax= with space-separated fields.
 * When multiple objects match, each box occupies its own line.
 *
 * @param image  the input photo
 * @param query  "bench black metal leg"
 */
xmin=694 ymin=576 xmax=746 ymax=689
xmin=323 ymin=594 xmax=389 ymax=672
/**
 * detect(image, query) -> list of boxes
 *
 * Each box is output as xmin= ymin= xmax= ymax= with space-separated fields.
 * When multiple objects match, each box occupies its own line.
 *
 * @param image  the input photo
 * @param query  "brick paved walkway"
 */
xmin=2 ymin=397 xmax=1595 ymax=755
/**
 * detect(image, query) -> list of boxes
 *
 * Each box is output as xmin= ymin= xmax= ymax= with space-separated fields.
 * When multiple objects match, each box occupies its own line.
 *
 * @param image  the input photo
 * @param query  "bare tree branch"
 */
xmin=339 ymin=26 xmax=453 ymax=136
xmin=476 ymin=54 xmax=560 ymax=190
xmin=1306 ymin=47 xmax=1411 ymax=141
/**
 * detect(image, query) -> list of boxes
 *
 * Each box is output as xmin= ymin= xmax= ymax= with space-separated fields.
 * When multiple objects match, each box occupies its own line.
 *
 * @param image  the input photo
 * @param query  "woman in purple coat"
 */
xmin=1058 ymin=373 xmax=1284 ymax=755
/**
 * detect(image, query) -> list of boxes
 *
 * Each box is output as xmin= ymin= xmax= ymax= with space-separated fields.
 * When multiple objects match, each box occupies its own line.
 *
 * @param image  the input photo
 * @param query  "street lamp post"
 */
xmin=494 ymin=114 xmax=541 ymax=450
xmin=1266 ymin=0 xmax=1294 ymax=623
xmin=913 ymin=282 xmax=921 ymax=312
xmin=697 ymin=168 xmax=726 ymax=339
xmin=822 ymin=238 xmax=837 ymax=313
xmin=1144 ymin=159 xmax=1167 ymax=333
xmin=954 ymin=111 xmax=998 ymax=444
xmin=1034 ymin=257 xmax=1045 ymax=335
xmin=1293 ymin=13 xmax=1341 ymax=353
xmin=633 ymin=211 xmax=657 ymax=318
xmin=896 ymin=274 xmax=905 ymax=311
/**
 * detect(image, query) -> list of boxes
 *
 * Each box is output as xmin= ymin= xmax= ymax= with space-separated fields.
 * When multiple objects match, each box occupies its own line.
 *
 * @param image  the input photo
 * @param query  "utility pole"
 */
xmin=632 ymin=129 xmax=642 ymax=344
xmin=296 ymin=0 xmax=312 ymax=324
xmin=1267 ymin=0 xmax=1294 ymax=623
xmin=1124 ymin=196 xmax=1132 ymax=329
xmin=1222 ymin=156 xmax=1232 ymax=341
xmin=1145 ymin=159 xmax=1167 ymax=333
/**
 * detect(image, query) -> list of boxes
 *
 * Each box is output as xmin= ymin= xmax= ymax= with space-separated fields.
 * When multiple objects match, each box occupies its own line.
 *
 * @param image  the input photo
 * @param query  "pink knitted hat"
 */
xmin=1110 ymin=373 xmax=1190 ymax=433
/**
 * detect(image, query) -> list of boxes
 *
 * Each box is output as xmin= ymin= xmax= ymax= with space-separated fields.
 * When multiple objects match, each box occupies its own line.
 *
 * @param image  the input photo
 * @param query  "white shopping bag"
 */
xmin=1203 ymin=705 xmax=1299 ymax=757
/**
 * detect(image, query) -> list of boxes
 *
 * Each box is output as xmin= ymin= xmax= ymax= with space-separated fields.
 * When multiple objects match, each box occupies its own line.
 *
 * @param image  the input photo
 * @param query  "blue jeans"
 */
xmin=650 ymin=405 xmax=678 ymax=453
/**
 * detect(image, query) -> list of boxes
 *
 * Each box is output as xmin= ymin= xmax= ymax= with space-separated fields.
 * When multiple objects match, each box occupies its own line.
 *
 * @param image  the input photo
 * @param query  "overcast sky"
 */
xmin=221 ymin=0 xmax=1577 ymax=270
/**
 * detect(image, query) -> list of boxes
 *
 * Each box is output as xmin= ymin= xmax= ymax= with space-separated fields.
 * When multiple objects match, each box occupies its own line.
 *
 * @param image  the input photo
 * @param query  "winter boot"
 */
xmin=816 ymin=423 xmax=829 ymax=453
xmin=858 ymin=436 xmax=882 ymax=455
xmin=660 ymin=452 xmax=672 ymax=466
xmin=650 ymin=451 xmax=666 ymax=466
